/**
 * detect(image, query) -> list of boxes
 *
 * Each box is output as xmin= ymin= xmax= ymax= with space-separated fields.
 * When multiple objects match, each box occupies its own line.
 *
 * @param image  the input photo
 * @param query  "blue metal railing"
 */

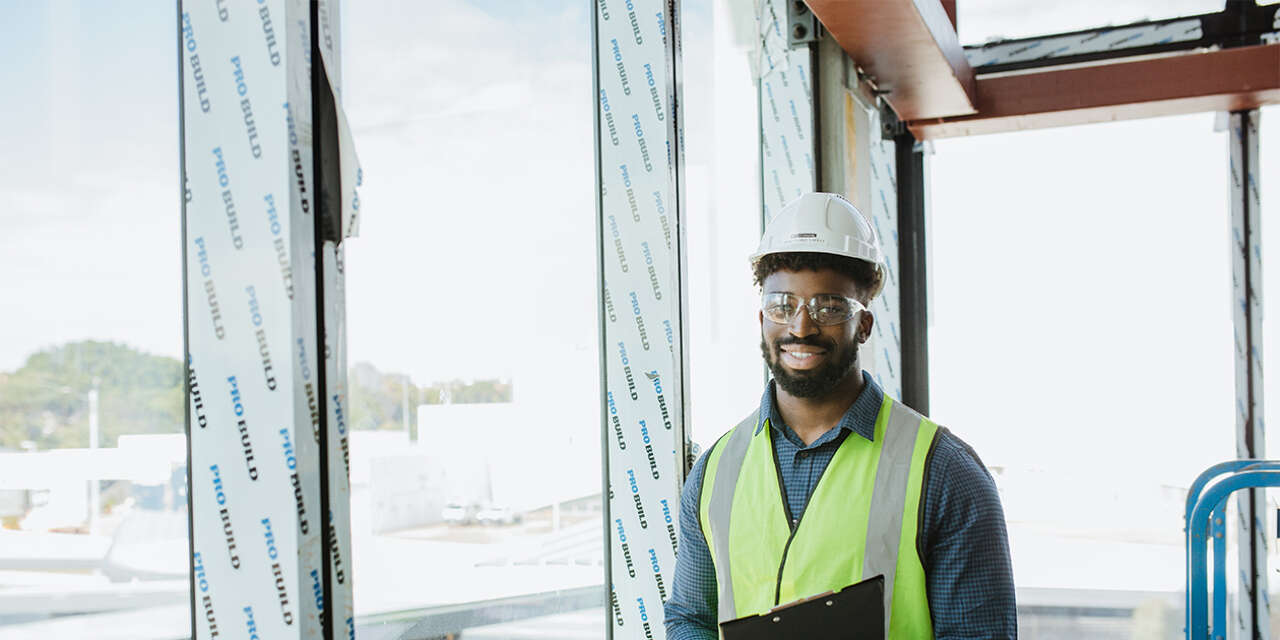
xmin=1184 ymin=460 xmax=1280 ymax=639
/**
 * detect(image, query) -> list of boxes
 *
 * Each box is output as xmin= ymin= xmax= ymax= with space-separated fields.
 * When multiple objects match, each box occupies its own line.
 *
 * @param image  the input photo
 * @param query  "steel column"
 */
xmin=1230 ymin=109 xmax=1266 ymax=640
xmin=894 ymin=133 xmax=929 ymax=415
xmin=810 ymin=30 xmax=905 ymax=399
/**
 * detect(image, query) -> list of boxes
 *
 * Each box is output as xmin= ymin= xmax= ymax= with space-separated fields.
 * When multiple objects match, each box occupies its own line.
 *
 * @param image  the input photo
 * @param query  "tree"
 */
xmin=0 ymin=341 xmax=183 ymax=450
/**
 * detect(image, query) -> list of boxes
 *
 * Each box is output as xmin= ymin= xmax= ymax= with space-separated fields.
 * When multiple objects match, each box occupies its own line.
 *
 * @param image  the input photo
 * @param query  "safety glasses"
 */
xmin=761 ymin=292 xmax=866 ymax=326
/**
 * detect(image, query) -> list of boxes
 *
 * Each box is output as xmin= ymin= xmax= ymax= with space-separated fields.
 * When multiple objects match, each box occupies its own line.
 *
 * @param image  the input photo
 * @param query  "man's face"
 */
xmin=759 ymin=267 xmax=871 ymax=399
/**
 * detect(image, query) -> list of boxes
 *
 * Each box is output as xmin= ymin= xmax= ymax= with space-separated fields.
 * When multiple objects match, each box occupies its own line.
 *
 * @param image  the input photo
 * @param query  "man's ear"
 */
xmin=857 ymin=310 xmax=874 ymax=343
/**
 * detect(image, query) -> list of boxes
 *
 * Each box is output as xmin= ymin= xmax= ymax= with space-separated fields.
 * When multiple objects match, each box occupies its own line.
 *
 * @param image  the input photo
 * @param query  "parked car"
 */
xmin=441 ymin=503 xmax=477 ymax=525
xmin=475 ymin=505 xmax=521 ymax=526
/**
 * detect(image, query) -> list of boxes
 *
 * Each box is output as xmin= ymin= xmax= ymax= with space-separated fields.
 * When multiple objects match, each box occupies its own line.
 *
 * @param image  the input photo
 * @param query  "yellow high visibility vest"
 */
xmin=698 ymin=393 xmax=938 ymax=639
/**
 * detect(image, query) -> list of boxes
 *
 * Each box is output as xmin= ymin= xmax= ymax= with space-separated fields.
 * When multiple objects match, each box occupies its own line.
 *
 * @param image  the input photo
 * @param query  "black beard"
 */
xmin=761 ymin=335 xmax=860 ymax=399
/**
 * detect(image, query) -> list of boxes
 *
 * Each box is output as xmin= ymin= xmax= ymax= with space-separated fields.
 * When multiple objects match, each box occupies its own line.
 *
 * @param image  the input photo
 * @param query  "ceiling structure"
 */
xmin=803 ymin=0 xmax=1280 ymax=139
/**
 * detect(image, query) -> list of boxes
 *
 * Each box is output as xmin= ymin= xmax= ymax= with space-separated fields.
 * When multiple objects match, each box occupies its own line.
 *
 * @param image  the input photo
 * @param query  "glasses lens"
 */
xmin=810 ymin=294 xmax=854 ymax=325
xmin=762 ymin=293 xmax=797 ymax=323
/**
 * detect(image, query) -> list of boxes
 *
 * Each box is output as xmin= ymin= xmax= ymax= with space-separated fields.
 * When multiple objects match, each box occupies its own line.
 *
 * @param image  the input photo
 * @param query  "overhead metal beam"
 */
xmin=964 ymin=3 xmax=1279 ymax=75
xmin=804 ymin=0 xmax=976 ymax=121
xmin=908 ymin=43 xmax=1280 ymax=139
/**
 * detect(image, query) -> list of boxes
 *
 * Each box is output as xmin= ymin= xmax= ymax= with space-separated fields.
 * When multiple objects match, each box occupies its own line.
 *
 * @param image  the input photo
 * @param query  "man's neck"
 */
xmin=775 ymin=371 xmax=864 ymax=446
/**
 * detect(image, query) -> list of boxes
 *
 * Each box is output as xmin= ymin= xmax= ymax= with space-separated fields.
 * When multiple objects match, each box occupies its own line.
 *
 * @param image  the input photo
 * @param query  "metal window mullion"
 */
xmin=177 ymin=0 xmax=196 ymax=635
xmin=662 ymin=0 xmax=692 ymax=488
xmin=589 ymin=0 xmax=611 ymax=636
xmin=1230 ymin=108 xmax=1266 ymax=640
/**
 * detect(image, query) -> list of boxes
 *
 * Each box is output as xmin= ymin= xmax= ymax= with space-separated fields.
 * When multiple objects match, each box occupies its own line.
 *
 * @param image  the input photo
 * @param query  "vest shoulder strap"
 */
xmin=862 ymin=397 xmax=937 ymax=634
xmin=705 ymin=409 xmax=760 ymax=621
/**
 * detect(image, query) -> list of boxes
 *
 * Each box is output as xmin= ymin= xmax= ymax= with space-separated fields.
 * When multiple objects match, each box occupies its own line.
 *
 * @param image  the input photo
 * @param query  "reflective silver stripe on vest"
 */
xmin=862 ymin=402 xmax=926 ymax=638
xmin=708 ymin=410 xmax=758 ymax=622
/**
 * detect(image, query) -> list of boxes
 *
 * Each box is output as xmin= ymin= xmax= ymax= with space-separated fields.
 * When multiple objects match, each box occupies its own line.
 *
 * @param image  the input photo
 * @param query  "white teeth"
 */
xmin=789 ymin=352 xmax=816 ymax=359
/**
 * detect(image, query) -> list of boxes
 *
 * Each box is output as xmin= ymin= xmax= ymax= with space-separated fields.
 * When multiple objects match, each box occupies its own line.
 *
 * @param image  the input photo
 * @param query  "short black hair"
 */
xmin=752 ymin=252 xmax=881 ymax=300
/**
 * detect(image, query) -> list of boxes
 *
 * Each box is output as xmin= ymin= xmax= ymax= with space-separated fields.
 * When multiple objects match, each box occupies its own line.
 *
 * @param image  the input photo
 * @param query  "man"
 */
xmin=664 ymin=192 xmax=1016 ymax=638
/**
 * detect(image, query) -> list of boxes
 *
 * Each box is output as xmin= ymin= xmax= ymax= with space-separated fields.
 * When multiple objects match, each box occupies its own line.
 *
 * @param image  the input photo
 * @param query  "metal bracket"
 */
xmin=880 ymin=102 xmax=906 ymax=141
xmin=787 ymin=1 xmax=821 ymax=47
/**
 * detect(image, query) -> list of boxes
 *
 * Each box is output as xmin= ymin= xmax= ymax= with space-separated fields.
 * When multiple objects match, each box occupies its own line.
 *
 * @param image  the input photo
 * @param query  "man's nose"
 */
xmin=788 ymin=304 xmax=819 ymax=337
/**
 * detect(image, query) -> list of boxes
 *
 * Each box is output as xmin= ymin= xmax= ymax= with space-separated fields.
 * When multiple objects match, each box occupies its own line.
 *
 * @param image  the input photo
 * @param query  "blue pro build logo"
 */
xmin=279 ymin=427 xmax=309 ymax=535
xmin=626 ymin=468 xmax=648 ymax=528
xmin=628 ymin=292 xmax=650 ymax=350
xmin=230 ymin=56 xmax=262 ymax=158
xmin=227 ymin=376 xmax=259 ymax=480
xmin=211 ymin=147 xmax=244 ymax=249
xmin=615 ymin=518 xmax=636 ymax=578
xmin=245 ymin=286 xmax=277 ymax=390
xmin=261 ymin=517 xmax=294 ymax=625
xmin=263 ymin=194 xmax=294 ymax=299
xmin=635 ymin=595 xmax=656 ymax=639
xmin=193 ymin=551 xmax=219 ymax=636
xmin=210 ymin=464 xmax=240 ymax=569
xmin=181 ymin=13 xmax=211 ymax=113
xmin=193 ymin=237 xmax=226 ymax=339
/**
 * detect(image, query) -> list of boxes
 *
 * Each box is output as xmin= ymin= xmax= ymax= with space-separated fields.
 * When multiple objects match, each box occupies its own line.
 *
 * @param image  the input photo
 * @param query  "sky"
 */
xmin=1 ymin=0 xmax=1279 ymax=581
xmin=0 ymin=2 xmax=180 ymax=371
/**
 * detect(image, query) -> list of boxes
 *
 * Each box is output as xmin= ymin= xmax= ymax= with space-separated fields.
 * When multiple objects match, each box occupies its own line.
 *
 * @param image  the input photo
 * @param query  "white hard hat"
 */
xmin=751 ymin=192 xmax=886 ymax=299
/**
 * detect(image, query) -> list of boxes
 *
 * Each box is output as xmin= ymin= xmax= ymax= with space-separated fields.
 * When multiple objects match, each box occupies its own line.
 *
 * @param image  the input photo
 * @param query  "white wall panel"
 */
xmin=862 ymin=102 xmax=902 ymax=400
xmin=594 ymin=0 xmax=686 ymax=637
xmin=757 ymin=0 xmax=814 ymax=222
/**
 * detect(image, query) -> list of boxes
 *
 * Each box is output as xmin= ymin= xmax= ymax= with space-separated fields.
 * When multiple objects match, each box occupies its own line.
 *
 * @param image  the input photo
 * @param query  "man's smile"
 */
xmin=780 ymin=344 xmax=828 ymax=370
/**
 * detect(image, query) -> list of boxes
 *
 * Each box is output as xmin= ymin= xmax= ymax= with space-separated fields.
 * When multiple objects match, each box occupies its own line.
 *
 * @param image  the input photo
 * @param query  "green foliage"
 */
xmin=421 ymin=378 xmax=513 ymax=405
xmin=0 ymin=343 xmax=515 ymax=448
xmin=0 ymin=341 xmax=183 ymax=450
xmin=347 ymin=361 xmax=511 ymax=432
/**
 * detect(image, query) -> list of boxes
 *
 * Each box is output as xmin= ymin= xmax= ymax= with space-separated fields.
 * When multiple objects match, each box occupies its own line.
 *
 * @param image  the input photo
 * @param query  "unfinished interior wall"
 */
xmin=845 ymin=92 xmax=903 ymax=400
xmin=757 ymin=0 xmax=816 ymax=222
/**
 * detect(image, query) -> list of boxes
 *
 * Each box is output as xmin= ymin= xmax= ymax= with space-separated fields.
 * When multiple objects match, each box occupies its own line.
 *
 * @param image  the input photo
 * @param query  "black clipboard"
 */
xmin=719 ymin=575 xmax=885 ymax=640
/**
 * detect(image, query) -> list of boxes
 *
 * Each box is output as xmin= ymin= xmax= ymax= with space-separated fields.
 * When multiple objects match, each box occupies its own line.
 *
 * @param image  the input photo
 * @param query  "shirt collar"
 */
xmin=757 ymin=370 xmax=884 ymax=443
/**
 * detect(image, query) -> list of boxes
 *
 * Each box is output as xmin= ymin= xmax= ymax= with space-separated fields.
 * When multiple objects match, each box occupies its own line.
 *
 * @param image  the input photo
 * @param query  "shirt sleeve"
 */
xmin=921 ymin=430 xmax=1018 ymax=639
xmin=662 ymin=448 xmax=719 ymax=640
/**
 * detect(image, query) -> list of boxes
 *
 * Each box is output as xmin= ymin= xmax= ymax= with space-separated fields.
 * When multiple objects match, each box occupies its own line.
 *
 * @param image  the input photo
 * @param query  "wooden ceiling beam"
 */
xmin=907 ymin=44 xmax=1280 ymax=139
xmin=805 ymin=0 xmax=977 ymax=120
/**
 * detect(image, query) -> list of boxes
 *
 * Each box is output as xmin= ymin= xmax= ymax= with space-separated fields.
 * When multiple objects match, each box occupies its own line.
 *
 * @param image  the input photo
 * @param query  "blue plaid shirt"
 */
xmin=663 ymin=372 xmax=1017 ymax=638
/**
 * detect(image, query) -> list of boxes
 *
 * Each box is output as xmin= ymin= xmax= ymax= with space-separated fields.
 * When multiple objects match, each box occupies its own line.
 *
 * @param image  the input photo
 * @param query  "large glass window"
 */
xmin=930 ymin=113 xmax=1234 ymax=637
xmin=0 ymin=3 xmax=188 ymax=638
xmin=682 ymin=0 xmax=766 ymax=452
xmin=341 ymin=1 xmax=603 ymax=635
